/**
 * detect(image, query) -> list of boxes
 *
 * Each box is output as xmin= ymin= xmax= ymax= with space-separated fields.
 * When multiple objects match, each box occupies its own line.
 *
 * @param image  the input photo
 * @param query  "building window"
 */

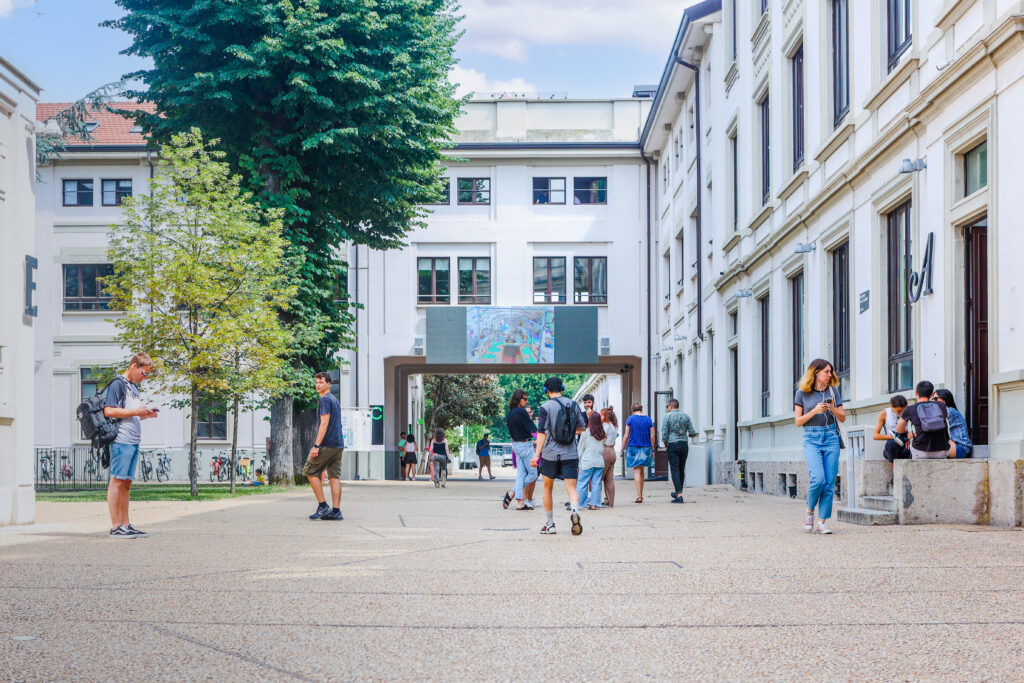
xmin=963 ymin=141 xmax=988 ymax=196
xmin=533 ymin=257 xmax=566 ymax=304
xmin=457 ymin=178 xmax=490 ymax=205
xmin=62 ymin=179 xmax=94 ymax=207
xmin=832 ymin=242 xmax=851 ymax=396
xmin=573 ymin=177 xmax=607 ymax=205
xmin=790 ymin=272 xmax=804 ymax=390
xmin=759 ymin=96 xmax=770 ymax=205
xmin=887 ymin=0 xmax=912 ymax=72
xmin=63 ymin=264 xmax=114 ymax=311
xmin=759 ymin=294 xmax=770 ymax=417
xmin=677 ymin=232 xmax=685 ymax=283
xmin=887 ymin=201 xmax=913 ymax=391
xmin=574 ymin=257 xmax=607 ymax=304
xmin=196 ymin=399 xmax=227 ymax=440
xmin=532 ymin=177 xmax=566 ymax=205
xmin=101 ymin=179 xmax=133 ymax=206
xmin=832 ymin=0 xmax=850 ymax=128
xmin=761 ymin=0 xmax=769 ymax=14
xmin=731 ymin=0 xmax=738 ymax=60
xmin=729 ymin=310 xmax=738 ymax=337
xmin=428 ymin=179 xmax=450 ymax=205
xmin=458 ymin=257 xmax=491 ymax=305
xmin=417 ymin=257 xmax=450 ymax=304
xmin=730 ymin=133 xmax=739 ymax=231
xmin=791 ymin=45 xmax=804 ymax=170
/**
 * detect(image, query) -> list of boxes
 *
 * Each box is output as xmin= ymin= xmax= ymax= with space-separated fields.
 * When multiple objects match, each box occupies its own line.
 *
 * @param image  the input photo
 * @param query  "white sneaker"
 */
xmin=803 ymin=511 xmax=814 ymax=532
xmin=817 ymin=519 xmax=834 ymax=534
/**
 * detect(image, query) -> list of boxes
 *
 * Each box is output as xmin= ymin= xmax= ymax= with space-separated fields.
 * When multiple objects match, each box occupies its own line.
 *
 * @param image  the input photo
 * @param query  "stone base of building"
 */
xmin=0 ymin=484 xmax=36 ymax=526
xmin=715 ymin=459 xmax=848 ymax=507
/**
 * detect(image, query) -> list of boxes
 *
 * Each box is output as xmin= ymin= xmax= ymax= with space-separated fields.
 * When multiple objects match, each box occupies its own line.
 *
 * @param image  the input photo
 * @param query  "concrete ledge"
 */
xmin=837 ymin=507 xmax=897 ymax=525
xmin=857 ymin=459 xmax=892 ymax=497
xmin=894 ymin=459 xmax=989 ymax=525
xmin=987 ymin=459 xmax=1023 ymax=527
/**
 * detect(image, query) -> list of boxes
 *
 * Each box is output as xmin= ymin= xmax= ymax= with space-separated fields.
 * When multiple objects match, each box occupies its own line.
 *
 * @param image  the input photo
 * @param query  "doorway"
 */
xmin=964 ymin=218 xmax=988 ymax=445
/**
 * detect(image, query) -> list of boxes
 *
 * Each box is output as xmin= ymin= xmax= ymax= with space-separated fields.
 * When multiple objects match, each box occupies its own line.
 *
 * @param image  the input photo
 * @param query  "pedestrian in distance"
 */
xmin=397 ymin=431 xmax=407 ymax=477
xmin=600 ymin=407 xmax=619 ymax=507
xmin=873 ymin=395 xmax=911 ymax=465
xmin=576 ymin=411 xmax=607 ymax=510
xmin=895 ymin=380 xmax=953 ymax=460
xmin=661 ymin=398 xmax=698 ymax=504
xmin=503 ymin=389 xmax=538 ymax=510
xmin=427 ymin=428 xmax=451 ymax=488
xmin=932 ymin=389 xmax=972 ymax=458
xmin=794 ymin=358 xmax=846 ymax=535
xmin=104 ymin=352 xmax=159 ymax=538
xmin=621 ymin=403 xmax=655 ymax=503
xmin=580 ymin=394 xmax=595 ymax=421
xmin=302 ymin=372 xmax=345 ymax=520
xmin=402 ymin=433 xmax=418 ymax=480
xmin=476 ymin=433 xmax=495 ymax=480
xmin=532 ymin=376 xmax=586 ymax=535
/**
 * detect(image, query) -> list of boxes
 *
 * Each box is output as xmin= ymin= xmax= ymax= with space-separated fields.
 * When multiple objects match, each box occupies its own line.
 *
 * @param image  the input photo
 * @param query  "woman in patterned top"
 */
xmin=932 ymin=389 xmax=972 ymax=458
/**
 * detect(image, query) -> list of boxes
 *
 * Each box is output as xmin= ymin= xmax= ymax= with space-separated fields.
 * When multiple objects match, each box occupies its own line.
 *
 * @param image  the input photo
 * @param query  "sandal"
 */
xmin=502 ymin=491 xmax=513 ymax=509
xmin=634 ymin=497 xmax=643 ymax=504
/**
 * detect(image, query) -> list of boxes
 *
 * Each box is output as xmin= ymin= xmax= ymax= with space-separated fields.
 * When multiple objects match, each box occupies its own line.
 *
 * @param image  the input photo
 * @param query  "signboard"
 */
xmin=340 ymin=408 xmax=374 ymax=451
xmin=467 ymin=306 xmax=554 ymax=364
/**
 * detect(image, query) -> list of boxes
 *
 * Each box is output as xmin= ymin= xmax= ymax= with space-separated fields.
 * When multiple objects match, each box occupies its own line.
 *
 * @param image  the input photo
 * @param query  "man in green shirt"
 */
xmin=661 ymin=399 xmax=698 ymax=503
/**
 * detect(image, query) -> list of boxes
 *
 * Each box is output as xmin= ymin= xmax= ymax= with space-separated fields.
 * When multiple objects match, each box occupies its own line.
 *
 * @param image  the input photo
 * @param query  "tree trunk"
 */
xmin=269 ymin=394 xmax=293 ymax=485
xmin=292 ymin=407 xmax=317 ymax=483
xmin=189 ymin=383 xmax=199 ymax=499
xmin=229 ymin=396 xmax=239 ymax=494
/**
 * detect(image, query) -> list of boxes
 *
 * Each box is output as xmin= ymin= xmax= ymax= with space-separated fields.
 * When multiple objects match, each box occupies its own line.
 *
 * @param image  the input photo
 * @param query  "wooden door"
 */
xmin=964 ymin=219 xmax=989 ymax=445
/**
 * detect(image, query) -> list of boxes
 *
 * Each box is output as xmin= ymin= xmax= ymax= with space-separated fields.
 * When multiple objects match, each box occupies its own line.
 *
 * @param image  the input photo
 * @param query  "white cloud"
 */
xmin=457 ymin=0 xmax=688 ymax=61
xmin=0 ymin=0 xmax=34 ymax=18
xmin=450 ymin=65 xmax=537 ymax=98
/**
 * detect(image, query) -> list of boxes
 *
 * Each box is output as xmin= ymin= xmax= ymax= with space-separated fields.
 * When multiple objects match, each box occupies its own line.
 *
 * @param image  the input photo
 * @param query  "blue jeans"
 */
xmin=512 ymin=442 xmax=537 ymax=500
xmin=576 ymin=466 xmax=604 ymax=507
xmin=955 ymin=443 xmax=971 ymax=459
xmin=803 ymin=426 xmax=840 ymax=519
xmin=110 ymin=442 xmax=140 ymax=481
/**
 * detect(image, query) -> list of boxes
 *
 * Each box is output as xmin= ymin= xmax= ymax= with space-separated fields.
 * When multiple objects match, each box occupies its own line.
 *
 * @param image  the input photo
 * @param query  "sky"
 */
xmin=0 ymin=0 xmax=695 ymax=102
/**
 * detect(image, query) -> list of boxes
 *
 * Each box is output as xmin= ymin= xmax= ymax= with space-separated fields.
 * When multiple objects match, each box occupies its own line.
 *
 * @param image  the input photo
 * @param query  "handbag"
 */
xmin=829 ymin=387 xmax=846 ymax=450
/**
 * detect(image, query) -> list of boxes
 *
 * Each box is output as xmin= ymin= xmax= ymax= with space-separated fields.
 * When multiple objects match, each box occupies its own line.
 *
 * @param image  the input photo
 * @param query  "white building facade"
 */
xmin=1 ymin=56 xmax=40 ymax=525
xmin=646 ymin=0 xmax=1024 ymax=525
xmin=33 ymin=105 xmax=271 ymax=477
xmin=340 ymin=97 xmax=654 ymax=478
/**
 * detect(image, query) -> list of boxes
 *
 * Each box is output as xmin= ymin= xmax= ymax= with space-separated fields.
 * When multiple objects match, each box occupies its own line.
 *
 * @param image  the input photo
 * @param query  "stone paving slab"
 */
xmin=1 ymin=477 xmax=1023 ymax=681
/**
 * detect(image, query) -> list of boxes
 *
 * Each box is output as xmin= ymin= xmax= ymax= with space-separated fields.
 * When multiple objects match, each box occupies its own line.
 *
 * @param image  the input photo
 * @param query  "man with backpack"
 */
xmin=532 ymin=376 xmax=586 ymax=535
xmin=895 ymin=380 xmax=953 ymax=459
xmin=103 ymin=352 xmax=159 ymax=538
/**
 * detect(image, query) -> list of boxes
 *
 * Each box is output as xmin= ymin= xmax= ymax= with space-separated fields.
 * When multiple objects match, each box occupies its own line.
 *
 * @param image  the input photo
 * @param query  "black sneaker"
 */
xmin=321 ymin=508 xmax=343 ymax=521
xmin=126 ymin=524 xmax=148 ymax=537
xmin=109 ymin=525 xmax=136 ymax=539
xmin=309 ymin=504 xmax=330 ymax=520
xmin=671 ymin=497 xmax=684 ymax=504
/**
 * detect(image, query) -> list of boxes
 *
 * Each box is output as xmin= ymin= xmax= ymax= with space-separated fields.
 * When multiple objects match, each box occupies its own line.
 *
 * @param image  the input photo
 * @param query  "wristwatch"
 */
xmin=314 ymin=444 xmax=321 ymax=449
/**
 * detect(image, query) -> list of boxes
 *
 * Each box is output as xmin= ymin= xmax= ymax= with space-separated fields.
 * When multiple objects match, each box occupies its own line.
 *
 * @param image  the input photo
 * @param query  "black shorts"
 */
xmin=402 ymin=453 xmax=417 ymax=465
xmin=538 ymin=458 xmax=579 ymax=481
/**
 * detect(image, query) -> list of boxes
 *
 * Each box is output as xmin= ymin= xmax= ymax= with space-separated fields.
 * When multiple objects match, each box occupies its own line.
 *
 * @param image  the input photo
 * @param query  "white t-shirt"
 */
xmin=603 ymin=423 xmax=618 ymax=448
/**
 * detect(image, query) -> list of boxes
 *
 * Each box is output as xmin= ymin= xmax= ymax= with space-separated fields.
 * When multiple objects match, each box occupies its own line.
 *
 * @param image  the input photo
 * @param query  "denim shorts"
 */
xmin=625 ymin=446 xmax=652 ymax=469
xmin=110 ymin=442 xmax=140 ymax=481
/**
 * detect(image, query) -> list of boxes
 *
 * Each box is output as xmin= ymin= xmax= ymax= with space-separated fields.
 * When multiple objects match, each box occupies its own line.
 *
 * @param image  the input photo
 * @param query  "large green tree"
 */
xmin=105 ymin=130 xmax=294 ymax=498
xmin=106 ymin=0 xmax=463 ymax=484
xmin=485 ymin=373 xmax=590 ymax=441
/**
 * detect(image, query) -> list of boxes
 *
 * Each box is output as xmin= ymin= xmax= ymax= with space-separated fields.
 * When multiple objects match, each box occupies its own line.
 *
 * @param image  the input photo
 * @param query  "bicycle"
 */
xmin=235 ymin=449 xmax=253 ymax=482
xmin=37 ymin=453 xmax=54 ymax=484
xmin=139 ymin=450 xmax=154 ymax=482
xmin=59 ymin=454 xmax=74 ymax=481
xmin=155 ymin=451 xmax=171 ymax=482
xmin=85 ymin=452 xmax=105 ymax=480
xmin=209 ymin=451 xmax=229 ymax=482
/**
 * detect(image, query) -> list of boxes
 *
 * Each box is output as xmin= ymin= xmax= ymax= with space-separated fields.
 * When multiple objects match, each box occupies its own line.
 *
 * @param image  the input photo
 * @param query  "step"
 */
xmin=837 ymin=507 xmax=897 ymax=526
xmin=860 ymin=495 xmax=897 ymax=512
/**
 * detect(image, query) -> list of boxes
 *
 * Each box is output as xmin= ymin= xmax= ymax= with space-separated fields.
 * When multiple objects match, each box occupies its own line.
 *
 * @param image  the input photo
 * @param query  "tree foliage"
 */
xmin=105 ymin=130 xmax=294 ymax=498
xmin=106 ymin=0 xmax=465 ymax=479
xmin=423 ymin=374 xmax=504 ymax=439
xmin=484 ymin=374 xmax=590 ymax=442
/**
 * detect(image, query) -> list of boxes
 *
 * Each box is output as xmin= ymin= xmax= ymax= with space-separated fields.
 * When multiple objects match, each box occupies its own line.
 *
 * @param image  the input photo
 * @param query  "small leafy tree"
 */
xmin=423 ymin=373 xmax=504 ymax=442
xmin=105 ymin=129 xmax=294 ymax=498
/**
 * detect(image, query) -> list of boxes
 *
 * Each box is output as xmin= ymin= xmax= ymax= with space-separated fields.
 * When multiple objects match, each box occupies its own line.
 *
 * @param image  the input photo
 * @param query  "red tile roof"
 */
xmin=36 ymin=102 xmax=157 ymax=146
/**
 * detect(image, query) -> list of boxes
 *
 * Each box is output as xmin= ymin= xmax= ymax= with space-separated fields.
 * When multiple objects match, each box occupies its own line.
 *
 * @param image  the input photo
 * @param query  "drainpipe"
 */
xmin=674 ymin=55 xmax=704 ymax=342
xmin=146 ymin=148 xmax=155 ymax=196
xmin=640 ymin=150 xmax=653 ymax=413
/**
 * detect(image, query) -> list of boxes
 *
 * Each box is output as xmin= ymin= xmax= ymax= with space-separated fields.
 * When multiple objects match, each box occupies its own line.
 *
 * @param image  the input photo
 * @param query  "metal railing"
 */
xmin=35 ymin=447 xmax=109 ymax=491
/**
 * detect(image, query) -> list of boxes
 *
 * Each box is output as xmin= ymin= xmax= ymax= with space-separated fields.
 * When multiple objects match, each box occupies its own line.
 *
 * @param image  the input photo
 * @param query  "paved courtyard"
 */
xmin=1 ymin=473 xmax=1023 ymax=681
